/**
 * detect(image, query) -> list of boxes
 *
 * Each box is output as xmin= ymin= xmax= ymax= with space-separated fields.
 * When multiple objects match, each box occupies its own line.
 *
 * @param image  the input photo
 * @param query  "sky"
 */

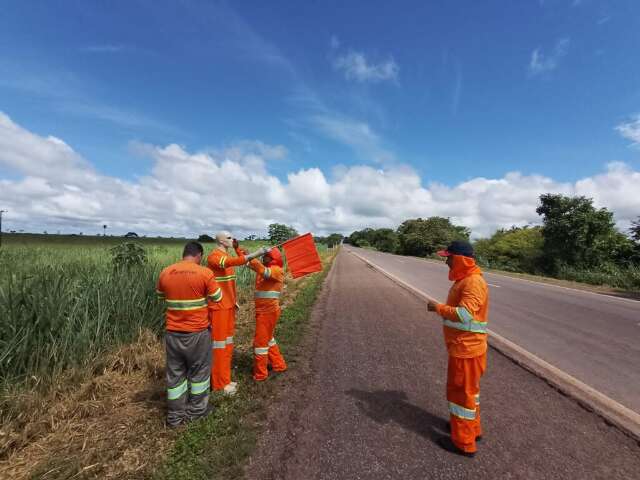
xmin=1 ymin=0 xmax=639 ymax=239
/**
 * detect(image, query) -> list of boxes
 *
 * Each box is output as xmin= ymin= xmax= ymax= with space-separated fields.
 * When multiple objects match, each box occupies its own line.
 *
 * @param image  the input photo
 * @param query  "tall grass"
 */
xmin=555 ymin=263 xmax=640 ymax=291
xmin=0 ymin=240 xmax=264 ymax=392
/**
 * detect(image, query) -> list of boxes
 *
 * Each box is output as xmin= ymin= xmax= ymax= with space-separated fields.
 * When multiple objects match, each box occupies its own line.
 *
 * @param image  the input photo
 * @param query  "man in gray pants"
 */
xmin=157 ymin=241 xmax=223 ymax=427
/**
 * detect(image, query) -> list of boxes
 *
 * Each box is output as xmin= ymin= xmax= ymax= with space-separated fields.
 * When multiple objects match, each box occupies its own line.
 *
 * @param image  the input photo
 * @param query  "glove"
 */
xmin=244 ymin=247 xmax=269 ymax=261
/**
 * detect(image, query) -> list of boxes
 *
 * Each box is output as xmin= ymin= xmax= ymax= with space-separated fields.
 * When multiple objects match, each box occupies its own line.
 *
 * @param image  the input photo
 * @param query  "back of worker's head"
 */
xmin=215 ymin=230 xmax=233 ymax=249
xmin=183 ymin=241 xmax=204 ymax=263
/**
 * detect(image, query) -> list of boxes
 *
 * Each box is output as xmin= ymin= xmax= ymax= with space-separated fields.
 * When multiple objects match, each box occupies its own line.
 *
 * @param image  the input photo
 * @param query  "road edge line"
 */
xmin=347 ymin=248 xmax=640 ymax=443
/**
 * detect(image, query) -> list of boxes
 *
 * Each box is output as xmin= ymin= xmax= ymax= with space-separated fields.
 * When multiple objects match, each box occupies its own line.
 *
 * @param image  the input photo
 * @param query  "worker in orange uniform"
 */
xmin=156 ymin=241 xmax=223 ymax=427
xmin=247 ymin=247 xmax=288 ymax=381
xmin=427 ymin=240 xmax=489 ymax=457
xmin=207 ymin=231 xmax=267 ymax=395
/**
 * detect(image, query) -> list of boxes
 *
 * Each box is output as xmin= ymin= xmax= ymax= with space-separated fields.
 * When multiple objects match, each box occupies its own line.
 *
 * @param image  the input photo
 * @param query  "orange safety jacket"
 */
xmin=207 ymin=247 xmax=247 ymax=310
xmin=248 ymin=258 xmax=284 ymax=314
xmin=156 ymin=260 xmax=223 ymax=332
xmin=435 ymin=255 xmax=489 ymax=358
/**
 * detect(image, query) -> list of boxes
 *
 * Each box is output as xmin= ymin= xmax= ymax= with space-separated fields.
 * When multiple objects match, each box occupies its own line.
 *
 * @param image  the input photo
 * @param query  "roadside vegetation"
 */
xmin=0 ymin=228 xmax=336 ymax=478
xmin=345 ymin=194 xmax=640 ymax=291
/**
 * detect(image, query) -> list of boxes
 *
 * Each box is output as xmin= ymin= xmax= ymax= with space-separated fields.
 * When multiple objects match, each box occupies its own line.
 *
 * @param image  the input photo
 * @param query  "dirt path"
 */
xmin=245 ymin=250 xmax=640 ymax=480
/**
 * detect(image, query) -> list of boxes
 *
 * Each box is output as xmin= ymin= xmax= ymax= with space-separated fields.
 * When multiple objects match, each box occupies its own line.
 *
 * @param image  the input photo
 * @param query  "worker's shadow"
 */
xmin=345 ymin=389 xmax=447 ymax=444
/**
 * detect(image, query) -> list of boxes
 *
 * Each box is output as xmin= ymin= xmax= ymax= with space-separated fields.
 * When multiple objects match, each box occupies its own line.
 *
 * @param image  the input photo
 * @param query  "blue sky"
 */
xmin=0 ymin=0 xmax=639 ymax=237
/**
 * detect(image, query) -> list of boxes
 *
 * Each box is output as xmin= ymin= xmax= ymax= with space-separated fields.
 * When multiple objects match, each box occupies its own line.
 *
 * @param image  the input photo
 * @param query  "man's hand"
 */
xmin=427 ymin=301 xmax=438 ymax=312
xmin=232 ymin=238 xmax=240 ymax=249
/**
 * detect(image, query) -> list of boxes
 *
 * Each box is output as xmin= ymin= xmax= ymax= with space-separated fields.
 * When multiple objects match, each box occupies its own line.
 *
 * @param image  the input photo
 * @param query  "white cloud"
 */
xmin=616 ymin=115 xmax=640 ymax=146
xmin=529 ymin=38 xmax=570 ymax=75
xmin=333 ymin=50 xmax=399 ymax=83
xmin=1 ymin=112 xmax=639 ymax=239
xmin=310 ymin=114 xmax=396 ymax=164
xmin=330 ymin=35 xmax=340 ymax=49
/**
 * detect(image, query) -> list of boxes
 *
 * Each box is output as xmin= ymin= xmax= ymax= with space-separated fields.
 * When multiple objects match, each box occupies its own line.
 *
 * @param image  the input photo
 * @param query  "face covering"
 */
xmin=448 ymin=254 xmax=482 ymax=281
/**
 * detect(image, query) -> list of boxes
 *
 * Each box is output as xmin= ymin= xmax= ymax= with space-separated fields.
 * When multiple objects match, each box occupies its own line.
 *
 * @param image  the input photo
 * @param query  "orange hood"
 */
xmin=448 ymin=254 xmax=482 ymax=281
xmin=265 ymin=247 xmax=283 ymax=268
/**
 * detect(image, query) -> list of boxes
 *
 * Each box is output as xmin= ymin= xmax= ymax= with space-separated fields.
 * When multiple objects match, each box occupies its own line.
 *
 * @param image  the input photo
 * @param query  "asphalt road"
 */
xmin=246 ymin=250 xmax=640 ymax=480
xmin=346 ymin=246 xmax=640 ymax=414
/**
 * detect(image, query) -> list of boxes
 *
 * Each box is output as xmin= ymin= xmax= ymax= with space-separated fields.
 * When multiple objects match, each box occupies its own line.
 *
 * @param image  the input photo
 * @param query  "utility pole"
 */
xmin=0 ymin=210 xmax=6 ymax=248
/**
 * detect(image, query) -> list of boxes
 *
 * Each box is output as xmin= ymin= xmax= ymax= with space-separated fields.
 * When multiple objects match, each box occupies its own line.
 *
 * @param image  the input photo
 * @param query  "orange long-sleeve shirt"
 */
xmin=207 ymin=247 xmax=247 ymax=310
xmin=156 ymin=259 xmax=223 ymax=332
xmin=248 ymin=258 xmax=284 ymax=314
xmin=435 ymin=255 xmax=489 ymax=358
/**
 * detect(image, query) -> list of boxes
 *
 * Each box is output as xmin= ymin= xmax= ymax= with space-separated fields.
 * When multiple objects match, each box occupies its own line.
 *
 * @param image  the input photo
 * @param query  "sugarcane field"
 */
xmin=2 ymin=1 xmax=640 ymax=479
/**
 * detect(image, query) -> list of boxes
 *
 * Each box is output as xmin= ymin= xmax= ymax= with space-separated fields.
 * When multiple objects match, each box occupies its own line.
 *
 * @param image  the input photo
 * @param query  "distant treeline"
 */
xmin=345 ymin=194 xmax=640 ymax=291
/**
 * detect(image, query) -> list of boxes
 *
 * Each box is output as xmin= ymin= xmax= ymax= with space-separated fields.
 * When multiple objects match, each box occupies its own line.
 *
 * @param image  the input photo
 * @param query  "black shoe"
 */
xmin=445 ymin=422 xmax=483 ymax=441
xmin=437 ymin=436 xmax=476 ymax=458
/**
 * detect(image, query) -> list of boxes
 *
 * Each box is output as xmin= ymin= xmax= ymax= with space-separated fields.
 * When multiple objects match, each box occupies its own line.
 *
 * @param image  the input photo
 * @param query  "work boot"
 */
xmin=437 ymin=436 xmax=476 ymax=458
xmin=223 ymin=382 xmax=238 ymax=396
xmin=446 ymin=422 xmax=482 ymax=441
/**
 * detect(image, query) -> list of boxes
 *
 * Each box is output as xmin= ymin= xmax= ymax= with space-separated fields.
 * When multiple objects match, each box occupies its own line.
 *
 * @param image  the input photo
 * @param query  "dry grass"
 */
xmin=0 ymin=329 xmax=174 ymax=479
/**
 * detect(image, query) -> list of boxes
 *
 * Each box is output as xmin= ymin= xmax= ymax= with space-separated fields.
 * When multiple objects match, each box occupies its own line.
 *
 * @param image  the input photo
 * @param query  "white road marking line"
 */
xmin=487 ymin=283 xmax=501 ymax=288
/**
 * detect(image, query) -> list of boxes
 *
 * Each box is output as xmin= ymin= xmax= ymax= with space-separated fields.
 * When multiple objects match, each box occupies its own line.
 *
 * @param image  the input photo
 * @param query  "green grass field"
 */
xmin=0 ymin=234 xmax=297 ymax=392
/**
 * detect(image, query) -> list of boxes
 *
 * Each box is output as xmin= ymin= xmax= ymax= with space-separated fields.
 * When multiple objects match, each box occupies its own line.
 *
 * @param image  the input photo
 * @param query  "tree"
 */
xmin=474 ymin=226 xmax=543 ymax=273
xmin=370 ymin=228 xmax=399 ymax=253
xmin=268 ymin=223 xmax=298 ymax=244
xmin=198 ymin=234 xmax=214 ymax=242
xmin=630 ymin=217 xmax=640 ymax=243
xmin=397 ymin=217 xmax=470 ymax=257
xmin=535 ymin=194 xmax=632 ymax=272
xmin=124 ymin=232 xmax=139 ymax=238
xmin=323 ymin=233 xmax=344 ymax=248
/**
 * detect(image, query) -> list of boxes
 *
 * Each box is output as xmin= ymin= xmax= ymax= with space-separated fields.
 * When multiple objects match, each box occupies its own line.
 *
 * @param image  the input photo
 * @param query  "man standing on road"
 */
xmin=207 ymin=231 xmax=266 ymax=395
xmin=427 ymin=240 xmax=489 ymax=457
xmin=156 ymin=241 xmax=223 ymax=427
xmin=247 ymin=247 xmax=288 ymax=381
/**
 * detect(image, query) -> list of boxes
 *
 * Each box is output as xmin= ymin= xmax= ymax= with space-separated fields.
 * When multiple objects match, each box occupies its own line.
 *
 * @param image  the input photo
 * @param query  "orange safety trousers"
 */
xmin=211 ymin=308 xmax=235 ymax=390
xmin=253 ymin=310 xmax=287 ymax=381
xmin=446 ymin=352 xmax=486 ymax=453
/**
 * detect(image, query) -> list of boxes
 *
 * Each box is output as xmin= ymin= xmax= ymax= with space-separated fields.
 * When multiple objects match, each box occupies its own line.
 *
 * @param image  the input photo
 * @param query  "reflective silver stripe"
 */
xmin=443 ymin=319 xmax=487 ymax=333
xmin=167 ymin=380 xmax=188 ymax=400
xmin=190 ymin=378 xmax=210 ymax=395
xmin=444 ymin=306 xmax=487 ymax=333
xmin=255 ymin=290 xmax=281 ymax=299
xmin=456 ymin=307 xmax=474 ymax=323
xmin=225 ymin=336 xmax=234 ymax=345
xmin=475 ymin=394 xmax=480 ymax=406
xmin=448 ymin=401 xmax=476 ymax=420
xmin=208 ymin=288 xmax=223 ymax=302
xmin=254 ymin=347 xmax=269 ymax=355
xmin=212 ymin=340 xmax=226 ymax=349
xmin=165 ymin=297 xmax=207 ymax=310
xmin=263 ymin=268 xmax=271 ymax=279
xmin=268 ymin=338 xmax=277 ymax=347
